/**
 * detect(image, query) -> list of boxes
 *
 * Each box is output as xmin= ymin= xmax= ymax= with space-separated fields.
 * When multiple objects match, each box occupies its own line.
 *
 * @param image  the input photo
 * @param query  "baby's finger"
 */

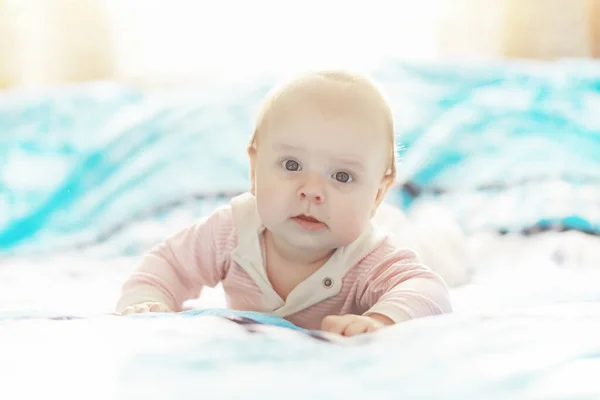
xmin=120 ymin=304 xmax=150 ymax=315
xmin=119 ymin=306 xmax=137 ymax=315
xmin=133 ymin=304 xmax=151 ymax=313
xmin=148 ymin=303 xmax=171 ymax=312
xmin=321 ymin=315 xmax=337 ymax=332
xmin=342 ymin=321 xmax=369 ymax=337
xmin=321 ymin=316 xmax=351 ymax=335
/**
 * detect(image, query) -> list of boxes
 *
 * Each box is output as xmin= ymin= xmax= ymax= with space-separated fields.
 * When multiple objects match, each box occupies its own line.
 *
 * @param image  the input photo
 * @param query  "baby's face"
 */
xmin=251 ymin=103 xmax=392 ymax=253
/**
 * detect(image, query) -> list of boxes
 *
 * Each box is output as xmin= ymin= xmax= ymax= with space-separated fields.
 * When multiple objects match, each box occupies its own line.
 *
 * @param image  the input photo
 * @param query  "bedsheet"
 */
xmin=1 ymin=304 xmax=600 ymax=400
xmin=1 ymin=59 xmax=600 ymax=399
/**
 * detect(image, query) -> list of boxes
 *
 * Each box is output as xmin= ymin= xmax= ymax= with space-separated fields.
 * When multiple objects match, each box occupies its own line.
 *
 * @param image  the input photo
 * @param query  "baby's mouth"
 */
xmin=291 ymin=214 xmax=327 ymax=230
xmin=295 ymin=214 xmax=321 ymax=223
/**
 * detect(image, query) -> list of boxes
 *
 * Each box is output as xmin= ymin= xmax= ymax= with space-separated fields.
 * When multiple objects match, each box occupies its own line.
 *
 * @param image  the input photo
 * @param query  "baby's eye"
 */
xmin=283 ymin=159 xmax=301 ymax=171
xmin=333 ymin=171 xmax=353 ymax=183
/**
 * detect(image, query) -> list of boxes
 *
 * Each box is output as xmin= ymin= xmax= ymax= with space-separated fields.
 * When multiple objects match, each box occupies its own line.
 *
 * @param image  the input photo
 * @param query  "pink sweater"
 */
xmin=116 ymin=193 xmax=452 ymax=330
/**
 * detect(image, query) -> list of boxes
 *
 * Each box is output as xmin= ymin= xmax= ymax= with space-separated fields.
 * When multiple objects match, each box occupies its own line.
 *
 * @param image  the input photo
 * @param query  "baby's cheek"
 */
xmin=332 ymin=210 xmax=365 ymax=245
xmin=256 ymin=179 xmax=289 ymax=225
xmin=255 ymin=174 xmax=280 ymax=203
xmin=256 ymin=190 xmax=276 ymax=219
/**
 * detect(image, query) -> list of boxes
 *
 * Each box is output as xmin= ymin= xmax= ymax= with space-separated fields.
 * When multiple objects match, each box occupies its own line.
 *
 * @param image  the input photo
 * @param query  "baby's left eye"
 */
xmin=332 ymin=171 xmax=353 ymax=183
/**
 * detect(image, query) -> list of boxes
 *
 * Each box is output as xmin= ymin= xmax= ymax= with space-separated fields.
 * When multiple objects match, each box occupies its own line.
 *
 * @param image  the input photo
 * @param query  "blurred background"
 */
xmin=1 ymin=0 xmax=599 ymax=89
xmin=1 ymin=0 xmax=599 ymax=315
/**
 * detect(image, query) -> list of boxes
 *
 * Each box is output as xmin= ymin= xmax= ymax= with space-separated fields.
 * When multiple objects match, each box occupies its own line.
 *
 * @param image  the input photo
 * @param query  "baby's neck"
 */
xmin=262 ymin=230 xmax=334 ymax=270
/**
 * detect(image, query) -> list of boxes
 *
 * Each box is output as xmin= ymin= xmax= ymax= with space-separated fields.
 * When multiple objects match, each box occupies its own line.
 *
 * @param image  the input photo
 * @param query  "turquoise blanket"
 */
xmin=1 ymin=60 xmax=599 ymax=255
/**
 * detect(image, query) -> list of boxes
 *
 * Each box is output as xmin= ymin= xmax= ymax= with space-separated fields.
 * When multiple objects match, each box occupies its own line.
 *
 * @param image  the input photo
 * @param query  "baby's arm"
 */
xmin=321 ymin=249 xmax=451 ymax=336
xmin=358 ymin=249 xmax=452 ymax=323
xmin=115 ymin=206 xmax=232 ymax=314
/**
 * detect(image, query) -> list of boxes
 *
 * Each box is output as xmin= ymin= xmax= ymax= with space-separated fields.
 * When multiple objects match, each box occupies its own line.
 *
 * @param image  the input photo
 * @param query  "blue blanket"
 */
xmin=1 ymin=60 xmax=600 ymax=255
xmin=383 ymin=61 xmax=600 ymax=236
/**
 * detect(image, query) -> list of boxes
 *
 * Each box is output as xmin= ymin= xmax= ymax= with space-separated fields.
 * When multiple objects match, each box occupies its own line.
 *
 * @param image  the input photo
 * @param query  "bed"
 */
xmin=1 ymin=59 xmax=599 ymax=399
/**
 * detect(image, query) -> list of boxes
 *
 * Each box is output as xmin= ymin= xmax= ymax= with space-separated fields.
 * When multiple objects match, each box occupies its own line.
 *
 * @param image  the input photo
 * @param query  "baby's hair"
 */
xmin=247 ymin=70 xmax=397 ymax=182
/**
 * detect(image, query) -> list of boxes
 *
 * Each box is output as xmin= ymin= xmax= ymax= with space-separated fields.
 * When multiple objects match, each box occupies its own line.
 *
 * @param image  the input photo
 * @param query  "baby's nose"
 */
xmin=298 ymin=174 xmax=325 ymax=204
xmin=299 ymin=191 xmax=323 ymax=204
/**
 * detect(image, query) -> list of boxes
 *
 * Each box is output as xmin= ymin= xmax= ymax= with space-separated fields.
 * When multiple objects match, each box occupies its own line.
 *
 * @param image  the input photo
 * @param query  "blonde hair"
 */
xmin=247 ymin=70 xmax=397 ymax=182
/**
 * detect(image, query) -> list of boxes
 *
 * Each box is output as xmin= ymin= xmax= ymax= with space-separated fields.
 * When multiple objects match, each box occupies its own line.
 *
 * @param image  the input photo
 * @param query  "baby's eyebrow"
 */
xmin=332 ymin=157 xmax=366 ymax=172
xmin=272 ymin=143 xmax=304 ymax=152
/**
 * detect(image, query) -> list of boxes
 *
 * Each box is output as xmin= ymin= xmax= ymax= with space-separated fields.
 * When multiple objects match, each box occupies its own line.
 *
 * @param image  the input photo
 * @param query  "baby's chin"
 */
xmin=264 ymin=218 xmax=361 ymax=252
xmin=270 ymin=226 xmax=337 ymax=250
xmin=288 ymin=230 xmax=357 ymax=253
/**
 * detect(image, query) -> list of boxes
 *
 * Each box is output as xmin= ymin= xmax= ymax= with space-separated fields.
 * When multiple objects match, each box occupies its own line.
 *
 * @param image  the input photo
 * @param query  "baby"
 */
xmin=116 ymin=70 xmax=452 ymax=336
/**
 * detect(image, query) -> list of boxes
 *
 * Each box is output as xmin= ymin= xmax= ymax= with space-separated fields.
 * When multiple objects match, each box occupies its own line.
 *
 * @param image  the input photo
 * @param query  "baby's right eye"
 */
xmin=282 ymin=159 xmax=301 ymax=171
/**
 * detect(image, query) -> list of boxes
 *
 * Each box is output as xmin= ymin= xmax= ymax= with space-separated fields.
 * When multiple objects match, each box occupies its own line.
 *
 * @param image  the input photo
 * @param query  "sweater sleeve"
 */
xmin=357 ymin=248 xmax=452 ymax=323
xmin=115 ymin=205 xmax=234 ymax=313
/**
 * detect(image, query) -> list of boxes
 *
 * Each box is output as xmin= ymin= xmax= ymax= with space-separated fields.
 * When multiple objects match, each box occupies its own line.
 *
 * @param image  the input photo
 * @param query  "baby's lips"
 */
xmin=294 ymin=214 xmax=322 ymax=223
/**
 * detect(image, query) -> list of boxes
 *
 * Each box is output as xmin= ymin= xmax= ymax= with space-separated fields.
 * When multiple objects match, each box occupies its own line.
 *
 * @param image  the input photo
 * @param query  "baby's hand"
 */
xmin=118 ymin=302 xmax=172 ymax=315
xmin=321 ymin=313 xmax=394 ymax=337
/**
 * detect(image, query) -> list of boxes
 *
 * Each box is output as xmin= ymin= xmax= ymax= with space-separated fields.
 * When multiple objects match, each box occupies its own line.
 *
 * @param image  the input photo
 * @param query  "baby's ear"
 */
xmin=371 ymin=173 xmax=395 ymax=218
xmin=247 ymin=141 xmax=257 ymax=195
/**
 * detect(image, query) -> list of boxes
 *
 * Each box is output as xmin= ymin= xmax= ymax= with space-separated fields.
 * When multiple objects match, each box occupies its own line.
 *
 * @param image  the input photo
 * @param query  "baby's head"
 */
xmin=248 ymin=70 xmax=396 ymax=253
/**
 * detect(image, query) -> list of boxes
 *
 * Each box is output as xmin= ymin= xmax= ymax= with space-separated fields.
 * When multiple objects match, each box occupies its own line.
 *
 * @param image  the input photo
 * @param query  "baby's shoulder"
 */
xmin=345 ymin=239 xmax=424 ymax=286
xmin=341 ymin=237 xmax=416 ymax=278
xmin=361 ymin=237 xmax=421 ymax=268
xmin=195 ymin=192 xmax=254 ymax=230
xmin=193 ymin=201 xmax=235 ymax=229
xmin=184 ymin=202 xmax=238 ymax=252
xmin=196 ymin=192 xmax=259 ymax=249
